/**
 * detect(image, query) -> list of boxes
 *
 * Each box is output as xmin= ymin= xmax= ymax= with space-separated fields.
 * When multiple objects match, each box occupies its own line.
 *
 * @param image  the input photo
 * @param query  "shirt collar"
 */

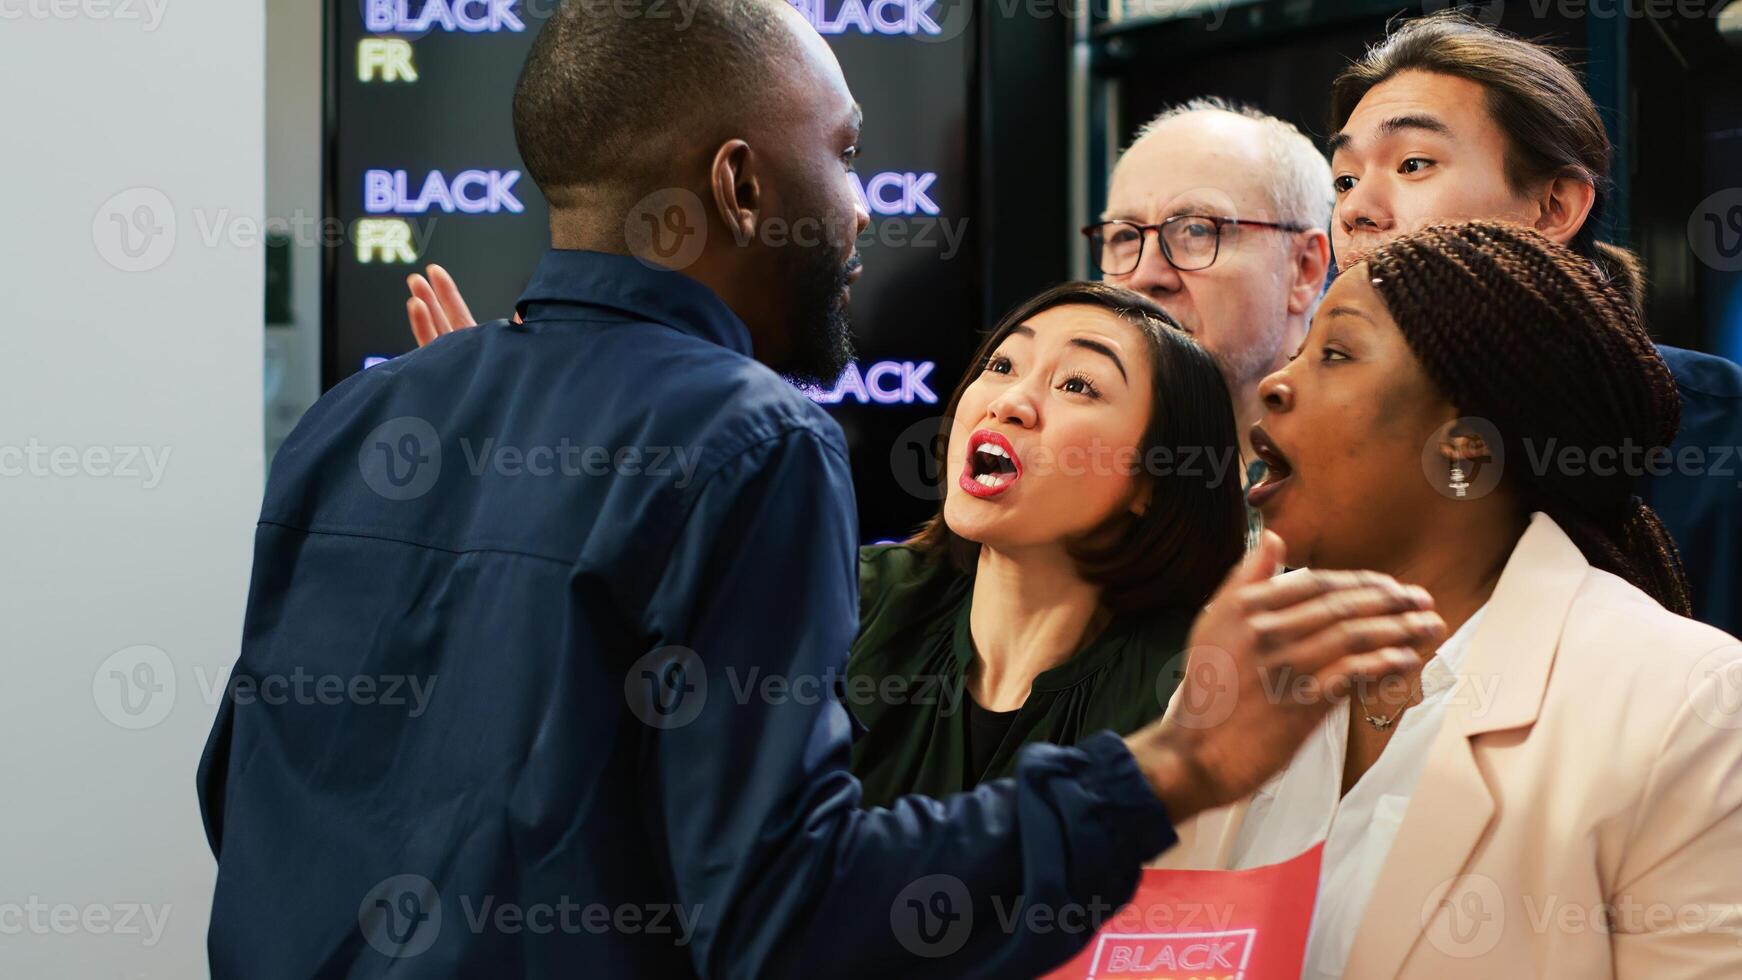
xmin=1421 ymin=601 xmax=1490 ymax=696
xmin=514 ymin=249 xmax=754 ymax=358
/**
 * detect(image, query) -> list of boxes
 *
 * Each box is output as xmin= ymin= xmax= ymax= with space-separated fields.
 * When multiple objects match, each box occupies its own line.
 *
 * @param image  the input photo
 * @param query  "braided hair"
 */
xmin=1362 ymin=221 xmax=1691 ymax=616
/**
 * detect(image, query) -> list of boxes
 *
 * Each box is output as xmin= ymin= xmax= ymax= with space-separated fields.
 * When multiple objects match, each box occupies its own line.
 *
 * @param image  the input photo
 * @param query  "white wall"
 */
xmin=0 ymin=2 xmax=265 ymax=976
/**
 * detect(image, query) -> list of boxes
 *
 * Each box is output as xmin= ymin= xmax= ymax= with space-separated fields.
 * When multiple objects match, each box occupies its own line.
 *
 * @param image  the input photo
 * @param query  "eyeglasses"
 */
xmin=1082 ymin=215 xmax=1312 ymax=276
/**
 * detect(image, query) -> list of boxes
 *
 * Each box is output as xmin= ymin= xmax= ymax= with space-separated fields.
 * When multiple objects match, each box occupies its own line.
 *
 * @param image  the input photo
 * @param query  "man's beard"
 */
xmin=780 ymin=243 xmax=860 ymax=388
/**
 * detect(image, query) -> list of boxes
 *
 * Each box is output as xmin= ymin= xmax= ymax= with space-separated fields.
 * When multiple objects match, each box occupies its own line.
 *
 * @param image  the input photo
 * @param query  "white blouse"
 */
xmin=1226 ymin=603 xmax=1490 ymax=980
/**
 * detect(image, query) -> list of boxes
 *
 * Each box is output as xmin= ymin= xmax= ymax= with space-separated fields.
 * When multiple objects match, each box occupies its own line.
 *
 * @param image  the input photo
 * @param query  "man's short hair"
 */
xmin=512 ymin=0 xmax=797 ymax=208
xmin=1132 ymin=96 xmax=1334 ymax=232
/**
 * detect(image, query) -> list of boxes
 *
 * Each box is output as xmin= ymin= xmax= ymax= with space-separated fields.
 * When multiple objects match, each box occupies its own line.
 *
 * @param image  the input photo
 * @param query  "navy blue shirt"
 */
xmin=198 ymin=250 xmax=1177 ymax=979
xmin=1644 ymin=345 xmax=1742 ymax=636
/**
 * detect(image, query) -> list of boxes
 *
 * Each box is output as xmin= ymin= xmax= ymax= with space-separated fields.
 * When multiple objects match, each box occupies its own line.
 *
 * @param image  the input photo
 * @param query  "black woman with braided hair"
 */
xmin=1159 ymin=220 xmax=1742 ymax=979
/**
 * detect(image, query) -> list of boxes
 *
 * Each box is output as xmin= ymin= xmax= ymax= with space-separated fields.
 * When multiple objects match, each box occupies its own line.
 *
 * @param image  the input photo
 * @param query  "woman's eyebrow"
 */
xmin=1068 ymin=338 xmax=1127 ymax=382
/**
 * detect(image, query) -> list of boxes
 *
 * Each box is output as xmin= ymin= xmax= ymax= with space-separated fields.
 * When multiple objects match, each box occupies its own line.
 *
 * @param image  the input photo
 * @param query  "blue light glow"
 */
xmin=364 ymin=170 xmax=526 ymax=215
xmin=788 ymin=0 xmax=942 ymax=35
xmin=806 ymin=360 xmax=939 ymax=405
xmin=364 ymin=0 xmax=526 ymax=33
xmin=853 ymin=171 xmax=940 ymax=217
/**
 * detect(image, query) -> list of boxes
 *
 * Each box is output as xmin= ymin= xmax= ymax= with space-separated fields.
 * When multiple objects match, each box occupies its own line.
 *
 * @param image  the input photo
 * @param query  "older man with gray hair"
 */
xmin=1089 ymin=97 xmax=1334 ymax=466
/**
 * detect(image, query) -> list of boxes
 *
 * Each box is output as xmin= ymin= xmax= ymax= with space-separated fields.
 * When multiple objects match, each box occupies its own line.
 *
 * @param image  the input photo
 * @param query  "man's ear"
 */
xmin=1285 ymin=229 xmax=1332 ymax=317
xmin=709 ymin=140 xmax=761 ymax=243
xmin=1533 ymin=173 xmax=1596 ymax=247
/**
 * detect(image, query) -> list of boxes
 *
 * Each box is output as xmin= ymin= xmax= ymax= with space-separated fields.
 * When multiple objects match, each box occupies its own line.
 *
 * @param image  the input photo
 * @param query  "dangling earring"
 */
xmin=1449 ymin=459 xmax=1469 ymax=498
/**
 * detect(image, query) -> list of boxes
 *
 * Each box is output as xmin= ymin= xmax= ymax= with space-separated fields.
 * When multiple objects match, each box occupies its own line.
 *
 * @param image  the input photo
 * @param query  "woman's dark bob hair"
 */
xmin=906 ymin=281 xmax=1248 ymax=616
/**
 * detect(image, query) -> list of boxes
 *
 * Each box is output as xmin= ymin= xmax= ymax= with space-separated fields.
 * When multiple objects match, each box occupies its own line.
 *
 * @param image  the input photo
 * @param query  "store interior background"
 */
xmin=275 ymin=0 xmax=1742 ymax=541
xmin=2 ymin=1 xmax=1738 ymax=977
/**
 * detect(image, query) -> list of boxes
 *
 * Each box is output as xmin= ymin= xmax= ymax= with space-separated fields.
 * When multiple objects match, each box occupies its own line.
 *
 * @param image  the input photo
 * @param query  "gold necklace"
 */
xmin=1357 ymin=676 xmax=1419 ymax=731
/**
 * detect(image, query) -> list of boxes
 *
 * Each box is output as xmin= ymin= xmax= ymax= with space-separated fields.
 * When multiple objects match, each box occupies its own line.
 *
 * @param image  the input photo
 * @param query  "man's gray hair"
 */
xmin=1133 ymin=96 xmax=1333 ymax=231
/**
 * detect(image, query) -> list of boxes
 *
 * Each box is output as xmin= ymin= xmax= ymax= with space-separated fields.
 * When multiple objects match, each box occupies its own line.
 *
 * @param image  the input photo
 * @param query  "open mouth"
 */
xmin=960 ymin=430 xmax=1022 ymax=498
xmin=1246 ymin=424 xmax=1294 ymax=510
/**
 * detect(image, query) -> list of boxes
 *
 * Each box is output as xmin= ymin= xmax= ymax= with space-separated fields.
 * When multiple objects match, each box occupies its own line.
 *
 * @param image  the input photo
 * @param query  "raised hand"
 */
xmin=405 ymin=264 xmax=492 ymax=347
xmin=1126 ymin=530 xmax=1443 ymax=821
